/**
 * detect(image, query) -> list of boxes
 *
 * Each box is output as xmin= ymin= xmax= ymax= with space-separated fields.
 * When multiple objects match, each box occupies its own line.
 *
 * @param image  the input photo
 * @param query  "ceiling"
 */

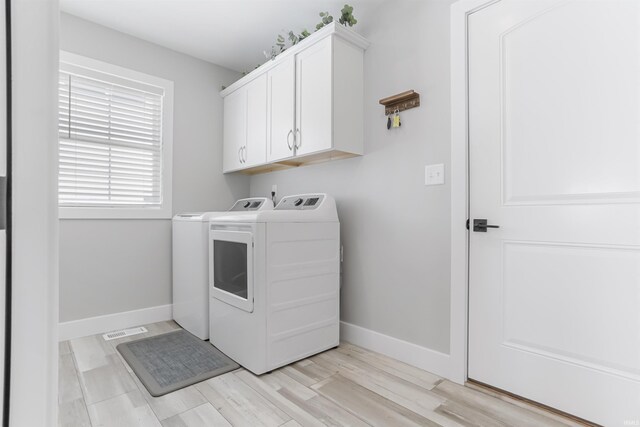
xmin=60 ymin=0 xmax=384 ymax=72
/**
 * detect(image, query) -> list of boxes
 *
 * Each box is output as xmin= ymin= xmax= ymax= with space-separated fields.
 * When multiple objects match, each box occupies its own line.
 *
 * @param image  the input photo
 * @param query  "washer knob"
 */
xmin=294 ymin=198 xmax=304 ymax=206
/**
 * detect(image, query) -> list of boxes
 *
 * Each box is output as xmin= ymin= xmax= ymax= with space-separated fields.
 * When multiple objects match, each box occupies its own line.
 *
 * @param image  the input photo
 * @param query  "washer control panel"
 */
xmin=229 ymin=198 xmax=265 ymax=211
xmin=276 ymin=194 xmax=325 ymax=210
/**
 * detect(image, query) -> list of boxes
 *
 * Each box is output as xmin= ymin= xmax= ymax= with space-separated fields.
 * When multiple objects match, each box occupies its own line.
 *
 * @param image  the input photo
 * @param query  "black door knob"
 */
xmin=473 ymin=219 xmax=500 ymax=232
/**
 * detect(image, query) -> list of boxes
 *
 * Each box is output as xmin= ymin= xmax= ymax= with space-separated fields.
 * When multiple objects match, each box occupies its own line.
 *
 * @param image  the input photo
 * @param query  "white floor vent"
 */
xmin=103 ymin=326 xmax=148 ymax=341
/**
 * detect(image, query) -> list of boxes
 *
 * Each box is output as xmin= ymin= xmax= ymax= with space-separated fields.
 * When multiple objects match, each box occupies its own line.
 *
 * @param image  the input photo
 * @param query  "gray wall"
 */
xmin=59 ymin=13 xmax=249 ymax=322
xmin=60 ymin=0 xmax=456 ymax=355
xmin=250 ymin=0 xmax=454 ymax=353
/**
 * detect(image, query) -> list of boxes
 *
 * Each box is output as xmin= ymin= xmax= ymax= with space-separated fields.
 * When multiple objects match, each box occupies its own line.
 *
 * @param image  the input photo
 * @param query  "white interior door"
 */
xmin=468 ymin=1 xmax=640 ymax=425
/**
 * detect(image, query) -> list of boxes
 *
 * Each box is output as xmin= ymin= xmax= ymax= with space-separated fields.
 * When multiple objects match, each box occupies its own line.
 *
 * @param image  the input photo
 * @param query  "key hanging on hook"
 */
xmin=386 ymin=113 xmax=392 ymax=130
xmin=392 ymin=108 xmax=401 ymax=128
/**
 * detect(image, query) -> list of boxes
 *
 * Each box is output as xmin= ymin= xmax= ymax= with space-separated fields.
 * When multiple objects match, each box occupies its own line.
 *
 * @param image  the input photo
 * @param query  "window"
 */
xmin=58 ymin=52 xmax=173 ymax=219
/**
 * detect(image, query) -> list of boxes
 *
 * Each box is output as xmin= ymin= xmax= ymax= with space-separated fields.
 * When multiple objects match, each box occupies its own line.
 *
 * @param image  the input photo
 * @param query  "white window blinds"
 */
xmin=58 ymin=66 xmax=165 ymax=208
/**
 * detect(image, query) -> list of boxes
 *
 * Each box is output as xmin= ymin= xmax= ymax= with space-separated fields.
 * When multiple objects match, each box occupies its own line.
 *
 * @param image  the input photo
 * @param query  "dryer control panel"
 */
xmin=275 ymin=194 xmax=325 ymax=210
xmin=229 ymin=198 xmax=269 ymax=211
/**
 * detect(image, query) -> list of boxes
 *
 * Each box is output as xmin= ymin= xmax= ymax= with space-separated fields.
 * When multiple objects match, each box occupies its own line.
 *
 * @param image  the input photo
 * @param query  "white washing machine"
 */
xmin=208 ymin=194 xmax=340 ymax=374
xmin=172 ymin=198 xmax=272 ymax=339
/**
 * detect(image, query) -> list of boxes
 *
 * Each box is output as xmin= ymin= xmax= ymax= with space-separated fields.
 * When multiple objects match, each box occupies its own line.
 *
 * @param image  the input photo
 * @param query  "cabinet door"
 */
xmin=267 ymin=56 xmax=296 ymax=162
xmin=223 ymin=88 xmax=246 ymax=172
xmin=244 ymin=74 xmax=267 ymax=167
xmin=295 ymin=37 xmax=333 ymax=157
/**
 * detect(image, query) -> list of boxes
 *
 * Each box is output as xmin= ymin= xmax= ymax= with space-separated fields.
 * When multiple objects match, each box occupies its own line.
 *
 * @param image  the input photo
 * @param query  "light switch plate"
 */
xmin=425 ymin=164 xmax=445 ymax=186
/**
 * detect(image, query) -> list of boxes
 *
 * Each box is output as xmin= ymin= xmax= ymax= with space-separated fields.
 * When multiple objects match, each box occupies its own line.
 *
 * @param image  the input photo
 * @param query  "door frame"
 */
xmin=449 ymin=0 xmax=501 ymax=385
xmin=10 ymin=1 xmax=59 ymax=425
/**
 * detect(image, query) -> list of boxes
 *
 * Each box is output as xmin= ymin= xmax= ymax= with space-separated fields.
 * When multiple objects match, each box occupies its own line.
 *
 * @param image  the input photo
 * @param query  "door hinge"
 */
xmin=466 ymin=219 xmax=470 ymax=230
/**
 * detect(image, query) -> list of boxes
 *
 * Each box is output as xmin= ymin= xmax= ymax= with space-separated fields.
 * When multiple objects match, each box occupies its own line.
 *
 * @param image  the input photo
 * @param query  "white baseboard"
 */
xmin=340 ymin=321 xmax=452 ymax=380
xmin=59 ymin=304 xmax=173 ymax=341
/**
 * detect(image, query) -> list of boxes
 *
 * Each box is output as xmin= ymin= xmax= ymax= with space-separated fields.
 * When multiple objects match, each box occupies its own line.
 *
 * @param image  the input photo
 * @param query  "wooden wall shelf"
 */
xmin=379 ymin=90 xmax=420 ymax=115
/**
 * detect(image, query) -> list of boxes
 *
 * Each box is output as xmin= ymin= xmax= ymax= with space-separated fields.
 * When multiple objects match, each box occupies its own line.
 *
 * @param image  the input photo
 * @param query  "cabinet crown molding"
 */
xmin=220 ymin=22 xmax=370 ymax=98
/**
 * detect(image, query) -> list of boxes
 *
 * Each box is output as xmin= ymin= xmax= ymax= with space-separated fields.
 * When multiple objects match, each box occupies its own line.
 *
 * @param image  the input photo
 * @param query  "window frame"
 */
xmin=58 ymin=51 xmax=174 ymax=220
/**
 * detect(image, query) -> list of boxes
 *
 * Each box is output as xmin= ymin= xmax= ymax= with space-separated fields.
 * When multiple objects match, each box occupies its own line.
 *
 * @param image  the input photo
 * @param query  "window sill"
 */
xmin=59 ymin=206 xmax=172 ymax=220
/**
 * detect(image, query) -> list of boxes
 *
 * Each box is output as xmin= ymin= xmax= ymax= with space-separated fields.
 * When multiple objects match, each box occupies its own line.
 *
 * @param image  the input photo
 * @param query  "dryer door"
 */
xmin=210 ymin=229 xmax=254 ymax=312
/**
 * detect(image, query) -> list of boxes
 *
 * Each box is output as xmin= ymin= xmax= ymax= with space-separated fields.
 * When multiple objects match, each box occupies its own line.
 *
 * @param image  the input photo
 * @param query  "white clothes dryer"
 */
xmin=172 ymin=198 xmax=272 ymax=339
xmin=208 ymin=194 xmax=340 ymax=374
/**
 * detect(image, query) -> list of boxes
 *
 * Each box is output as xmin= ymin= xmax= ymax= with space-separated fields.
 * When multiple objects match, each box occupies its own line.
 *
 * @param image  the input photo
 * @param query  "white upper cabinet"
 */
xmin=222 ymin=86 xmax=245 ymax=172
xmin=294 ymin=37 xmax=332 ymax=157
xmin=245 ymin=74 xmax=267 ymax=167
xmin=223 ymin=74 xmax=267 ymax=172
xmin=267 ymin=57 xmax=296 ymax=162
xmin=221 ymin=23 xmax=369 ymax=173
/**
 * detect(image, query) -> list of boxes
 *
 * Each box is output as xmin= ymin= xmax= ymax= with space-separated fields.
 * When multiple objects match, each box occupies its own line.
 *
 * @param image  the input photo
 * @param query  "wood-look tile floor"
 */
xmin=59 ymin=321 xmax=585 ymax=427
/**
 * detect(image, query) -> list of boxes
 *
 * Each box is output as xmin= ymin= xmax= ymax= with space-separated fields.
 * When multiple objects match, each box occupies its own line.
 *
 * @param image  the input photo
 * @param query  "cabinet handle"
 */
xmin=295 ymin=128 xmax=301 ymax=149
xmin=287 ymin=130 xmax=294 ymax=150
xmin=238 ymin=147 xmax=243 ymax=163
xmin=242 ymin=146 xmax=247 ymax=163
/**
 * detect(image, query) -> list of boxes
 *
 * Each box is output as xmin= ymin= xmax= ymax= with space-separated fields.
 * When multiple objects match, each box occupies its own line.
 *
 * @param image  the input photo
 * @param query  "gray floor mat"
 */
xmin=116 ymin=330 xmax=239 ymax=396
